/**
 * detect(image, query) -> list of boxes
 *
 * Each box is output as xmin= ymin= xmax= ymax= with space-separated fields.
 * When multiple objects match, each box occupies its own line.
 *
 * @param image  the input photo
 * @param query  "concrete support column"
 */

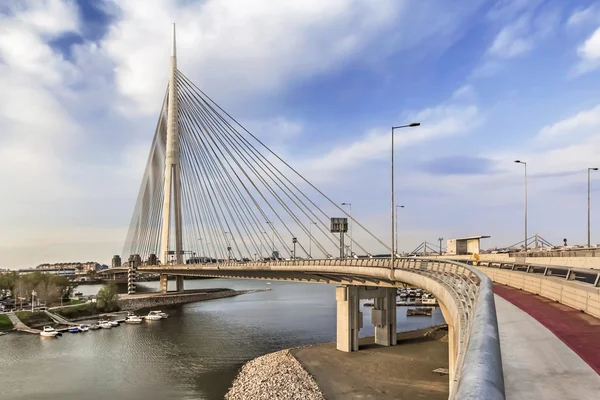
xmin=160 ymin=274 xmax=168 ymax=294
xmin=336 ymin=285 xmax=362 ymax=352
xmin=372 ymin=287 xmax=397 ymax=346
xmin=439 ymin=302 xmax=457 ymax=391
xmin=176 ymin=275 xmax=184 ymax=292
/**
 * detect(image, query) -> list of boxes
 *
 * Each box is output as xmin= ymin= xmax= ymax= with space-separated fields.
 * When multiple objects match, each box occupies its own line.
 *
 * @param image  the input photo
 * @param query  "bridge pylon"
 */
xmin=160 ymin=23 xmax=184 ymax=265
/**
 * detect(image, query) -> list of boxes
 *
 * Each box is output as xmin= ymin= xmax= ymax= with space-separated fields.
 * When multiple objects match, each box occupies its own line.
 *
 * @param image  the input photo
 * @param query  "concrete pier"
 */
xmin=336 ymin=286 xmax=361 ymax=352
xmin=160 ymin=274 xmax=168 ymax=293
xmin=176 ymin=275 xmax=184 ymax=292
xmin=336 ymin=285 xmax=398 ymax=352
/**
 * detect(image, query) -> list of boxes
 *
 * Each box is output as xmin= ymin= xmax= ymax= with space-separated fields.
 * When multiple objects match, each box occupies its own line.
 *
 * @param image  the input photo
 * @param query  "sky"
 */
xmin=2 ymin=0 xmax=600 ymax=268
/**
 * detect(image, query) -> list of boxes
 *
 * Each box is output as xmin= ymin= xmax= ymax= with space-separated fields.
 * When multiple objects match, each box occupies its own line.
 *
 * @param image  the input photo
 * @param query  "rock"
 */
xmin=225 ymin=349 xmax=325 ymax=400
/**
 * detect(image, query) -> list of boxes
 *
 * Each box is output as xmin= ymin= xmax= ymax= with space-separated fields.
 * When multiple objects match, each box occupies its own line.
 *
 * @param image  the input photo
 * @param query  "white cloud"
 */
xmin=293 ymin=86 xmax=482 ymax=183
xmin=99 ymin=0 xmax=405 ymax=115
xmin=536 ymin=103 xmax=600 ymax=144
xmin=488 ymin=9 xmax=559 ymax=59
xmin=567 ymin=4 xmax=600 ymax=27
xmin=573 ymin=27 xmax=600 ymax=75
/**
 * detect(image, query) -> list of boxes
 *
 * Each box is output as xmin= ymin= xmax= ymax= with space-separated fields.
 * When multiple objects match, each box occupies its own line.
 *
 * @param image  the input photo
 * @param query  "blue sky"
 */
xmin=2 ymin=0 xmax=600 ymax=268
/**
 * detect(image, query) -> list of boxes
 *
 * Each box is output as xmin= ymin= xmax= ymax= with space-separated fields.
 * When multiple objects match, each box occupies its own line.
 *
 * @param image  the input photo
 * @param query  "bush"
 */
xmin=15 ymin=311 xmax=53 ymax=326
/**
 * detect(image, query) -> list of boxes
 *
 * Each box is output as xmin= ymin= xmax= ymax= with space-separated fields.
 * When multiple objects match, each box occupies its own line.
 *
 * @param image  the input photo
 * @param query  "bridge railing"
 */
xmin=470 ymin=259 xmax=600 ymax=287
xmin=141 ymin=256 xmax=504 ymax=399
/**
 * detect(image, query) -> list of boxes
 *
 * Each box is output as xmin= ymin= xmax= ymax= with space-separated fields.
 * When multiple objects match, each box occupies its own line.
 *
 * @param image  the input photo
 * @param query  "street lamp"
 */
xmin=392 ymin=123 xmax=420 ymax=267
xmin=514 ymin=160 xmax=527 ymax=251
xmin=341 ymin=202 xmax=352 ymax=256
xmin=395 ymin=205 xmax=404 ymax=255
xmin=224 ymin=231 xmax=232 ymax=262
xmin=588 ymin=168 xmax=598 ymax=247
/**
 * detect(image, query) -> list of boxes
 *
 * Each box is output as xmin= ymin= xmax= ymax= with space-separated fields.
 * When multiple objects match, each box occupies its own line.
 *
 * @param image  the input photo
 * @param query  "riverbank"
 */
xmin=119 ymin=288 xmax=268 ymax=310
xmin=226 ymin=325 xmax=449 ymax=400
xmin=16 ymin=288 xmax=267 ymax=328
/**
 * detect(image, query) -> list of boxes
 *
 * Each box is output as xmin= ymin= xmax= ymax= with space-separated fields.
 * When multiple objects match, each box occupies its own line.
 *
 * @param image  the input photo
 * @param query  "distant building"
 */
xmin=35 ymin=262 xmax=107 ymax=274
xmin=446 ymin=236 xmax=491 ymax=255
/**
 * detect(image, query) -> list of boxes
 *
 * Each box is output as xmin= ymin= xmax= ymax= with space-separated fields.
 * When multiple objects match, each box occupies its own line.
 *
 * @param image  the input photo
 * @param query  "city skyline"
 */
xmin=2 ymin=0 xmax=600 ymax=268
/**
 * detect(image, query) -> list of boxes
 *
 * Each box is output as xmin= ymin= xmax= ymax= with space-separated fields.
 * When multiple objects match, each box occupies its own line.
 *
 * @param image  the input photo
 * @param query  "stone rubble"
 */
xmin=225 ymin=349 xmax=325 ymax=400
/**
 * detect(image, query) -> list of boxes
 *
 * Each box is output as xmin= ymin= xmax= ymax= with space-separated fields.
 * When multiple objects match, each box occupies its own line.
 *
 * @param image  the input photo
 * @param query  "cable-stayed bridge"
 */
xmin=122 ymin=30 xmax=386 ymax=269
xmin=105 ymin=25 xmax=502 ymax=399
xmin=102 ymin=25 xmax=600 ymax=400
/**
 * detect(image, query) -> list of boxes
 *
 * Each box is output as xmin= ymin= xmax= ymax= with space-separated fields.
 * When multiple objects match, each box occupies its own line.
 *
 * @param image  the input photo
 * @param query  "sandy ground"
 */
xmin=290 ymin=326 xmax=449 ymax=400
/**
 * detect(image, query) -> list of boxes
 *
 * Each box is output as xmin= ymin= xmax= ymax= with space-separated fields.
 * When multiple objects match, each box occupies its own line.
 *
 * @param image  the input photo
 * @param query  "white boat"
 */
xmin=150 ymin=310 xmax=168 ymax=318
xmin=107 ymin=320 xmax=119 ymax=327
xmin=125 ymin=315 xmax=143 ymax=324
xmin=145 ymin=311 xmax=163 ymax=321
xmin=98 ymin=320 xmax=112 ymax=329
xmin=40 ymin=326 xmax=59 ymax=337
xmin=78 ymin=324 xmax=89 ymax=332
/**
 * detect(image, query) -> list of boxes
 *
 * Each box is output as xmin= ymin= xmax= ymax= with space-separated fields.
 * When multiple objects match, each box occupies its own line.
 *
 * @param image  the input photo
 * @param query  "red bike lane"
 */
xmin=493 ymin=283 xmax=600 ymax=375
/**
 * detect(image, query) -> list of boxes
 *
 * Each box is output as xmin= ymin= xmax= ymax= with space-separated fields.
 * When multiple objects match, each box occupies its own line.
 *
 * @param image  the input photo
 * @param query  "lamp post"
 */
xmin=395 ymin=205 xmax=404 ymax=255
xmin=392 ymin=123 xmax=420 ymax=268
xmin=589 ymin=168 xmax=598 ymax=247
xmin=438 ymin=237 xmax=443 ymax=256
xmin=292 ymin=237 xmax=297 ymax=260
xmin=224 ymin=231 xmax=232 ymax=262
xmin=341 ymin=202 xmax=352 ymax=256
xmin=514 ymin=160 xmax=528 ymax=251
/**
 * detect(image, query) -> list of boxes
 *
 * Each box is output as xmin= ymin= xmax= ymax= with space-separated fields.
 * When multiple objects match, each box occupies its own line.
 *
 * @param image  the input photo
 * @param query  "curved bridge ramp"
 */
xmin=6 ymin=312 xmax=40 ymax=334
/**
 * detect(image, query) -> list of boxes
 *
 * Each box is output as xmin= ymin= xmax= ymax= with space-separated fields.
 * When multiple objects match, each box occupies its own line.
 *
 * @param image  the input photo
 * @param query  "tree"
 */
xmin=96 ymin=284 xmax=119 ymax=311
xmin=52 ymin=276 xmax=74 ymax=302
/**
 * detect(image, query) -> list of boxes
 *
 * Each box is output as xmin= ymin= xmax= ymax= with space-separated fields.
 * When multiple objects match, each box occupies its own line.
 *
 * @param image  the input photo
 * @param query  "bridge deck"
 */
xmin=494 ymin=288 xmax=600 ymax=400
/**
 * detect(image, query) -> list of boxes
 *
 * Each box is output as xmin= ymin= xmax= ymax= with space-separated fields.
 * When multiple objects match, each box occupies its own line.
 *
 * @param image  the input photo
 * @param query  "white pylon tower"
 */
xmin=160 ymin=23 xmax=184 ymax=265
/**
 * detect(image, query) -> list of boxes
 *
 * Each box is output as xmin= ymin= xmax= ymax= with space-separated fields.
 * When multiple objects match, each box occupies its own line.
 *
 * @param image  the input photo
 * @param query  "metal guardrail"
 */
xmin=472 ymin=260 xmax=600 ymax=287
xmin=138 ymin=256 xmax=505 ymax=400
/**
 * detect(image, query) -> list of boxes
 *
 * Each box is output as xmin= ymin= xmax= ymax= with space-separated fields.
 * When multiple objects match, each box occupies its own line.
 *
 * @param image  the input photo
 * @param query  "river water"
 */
xmin=0 ymin=279 xmax=444 ymax=400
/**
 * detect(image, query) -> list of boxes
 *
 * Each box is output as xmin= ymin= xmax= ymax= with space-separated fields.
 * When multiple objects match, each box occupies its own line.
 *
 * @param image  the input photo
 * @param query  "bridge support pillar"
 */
xmin=336 ymin=285 xmax=361 ymax=352
xmin=160 ymin=274 xmax=168 ymax=294
xmin=176 ymin=275 xmax=184 ymax=292
xmin=439 ymin=302 xmax=457 ymax=391
xmin=372 ymin=287 xmax=397 ymax=347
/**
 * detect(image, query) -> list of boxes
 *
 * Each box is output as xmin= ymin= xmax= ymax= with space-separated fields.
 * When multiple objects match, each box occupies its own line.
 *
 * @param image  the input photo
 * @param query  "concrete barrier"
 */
xmin=477 ymin=266 xmax=600 ymax=319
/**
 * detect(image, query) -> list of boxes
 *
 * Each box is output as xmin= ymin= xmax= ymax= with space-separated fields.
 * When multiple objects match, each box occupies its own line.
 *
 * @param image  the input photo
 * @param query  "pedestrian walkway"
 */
xmin=5 ymin=312 xmax=40 ymax=334
xmin=495 ymin=284 xmax=600 ymax=374
xmin=494 ymin=290 xmax=600 ymax=400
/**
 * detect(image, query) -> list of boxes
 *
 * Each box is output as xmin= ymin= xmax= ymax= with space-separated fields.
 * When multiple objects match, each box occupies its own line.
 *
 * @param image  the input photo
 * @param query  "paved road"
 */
xmin=494 ymin=287 xmax=600 ymax=400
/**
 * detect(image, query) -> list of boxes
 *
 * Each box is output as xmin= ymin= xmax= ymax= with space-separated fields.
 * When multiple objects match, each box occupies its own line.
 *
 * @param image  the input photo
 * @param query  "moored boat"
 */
xmin=107 ymin=320 xmax=119 ymax=327
xmin=78 ymin=324 xmax=90 ymax=332
xmin=98 ymin=320 xmax=112 ymax=329
xmin=89 ymin=324 xmax=100 ymax=330
xmin=40 ymin=326 xmax=59 ymax=337
xmin=68 ymin=326 xmax=80 ymax=333
xmin=145 ymin=311 xmax=163 ymax=321
xmin=125 ymin=315 xmax=143 ymax=324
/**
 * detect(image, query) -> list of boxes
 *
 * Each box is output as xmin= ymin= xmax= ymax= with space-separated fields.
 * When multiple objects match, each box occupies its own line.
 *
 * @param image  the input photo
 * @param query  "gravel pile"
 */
xmin=225 ymin=349 xmax=325 ymax=400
